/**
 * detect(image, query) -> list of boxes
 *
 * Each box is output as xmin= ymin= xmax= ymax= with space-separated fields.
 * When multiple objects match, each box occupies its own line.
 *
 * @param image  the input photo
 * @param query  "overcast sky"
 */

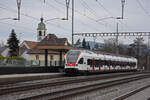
xmin=0 ymin=0 xmax=150 ymax=44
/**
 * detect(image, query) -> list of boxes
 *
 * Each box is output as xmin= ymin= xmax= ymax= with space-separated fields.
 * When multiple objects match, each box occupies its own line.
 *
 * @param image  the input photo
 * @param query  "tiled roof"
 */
xmin=37 ymin=34 xmax=71 ymax=46
xmin=28 ymin=48 xmax=62 ymax=54
xmin=24 ymin=41 xmax=39 ymax=49
xmin=0 ymin=46 xmax=7 ymax=54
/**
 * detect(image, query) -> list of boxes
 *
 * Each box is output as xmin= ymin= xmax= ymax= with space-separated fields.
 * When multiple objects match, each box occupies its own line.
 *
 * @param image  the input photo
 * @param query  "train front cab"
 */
xmin=65 ymin=50 xmax=87 ymax=75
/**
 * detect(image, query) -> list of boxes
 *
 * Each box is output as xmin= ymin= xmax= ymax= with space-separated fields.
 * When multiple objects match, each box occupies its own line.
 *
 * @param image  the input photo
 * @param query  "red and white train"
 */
xmin=64 ymin=50 xmax=137 ymax=74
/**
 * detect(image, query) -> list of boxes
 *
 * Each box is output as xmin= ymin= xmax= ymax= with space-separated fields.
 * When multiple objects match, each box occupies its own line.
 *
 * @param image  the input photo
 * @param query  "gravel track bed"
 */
xmin=65 ymin=78 xmax=150 ymax=100
xmin=0 ymin=72 xmax=141 ymax=89
xmin=0 ymin=72 xmax=149 ymax=100
xmin=0 ymin=74 xmax=147 ymax=100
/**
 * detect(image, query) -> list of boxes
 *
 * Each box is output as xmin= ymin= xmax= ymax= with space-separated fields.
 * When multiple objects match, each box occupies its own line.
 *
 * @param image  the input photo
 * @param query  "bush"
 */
xmin=0 ymin=56 xmax=5 ymax=60
xmin=7 ymin=56 xmax=26 ymax=61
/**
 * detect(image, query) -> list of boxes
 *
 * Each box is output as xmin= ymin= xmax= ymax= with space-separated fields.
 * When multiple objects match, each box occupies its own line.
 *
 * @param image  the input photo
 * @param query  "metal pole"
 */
xmin=17 ymin=0 xmax=21 ymax=20
xmin=72 ymin=0 xmax=74 ymax=45
xmin=122 ymin=2 xmax=124 ymax=19
xmin=116 ymin=22 xmax=119 ymax=54
xmin=147 ymin=35 xmax=150 ymax=70
xmin=137 ymin=38 xmax=140 ymax=69
xmin=45 ymin=49 xmax=48 ymax=67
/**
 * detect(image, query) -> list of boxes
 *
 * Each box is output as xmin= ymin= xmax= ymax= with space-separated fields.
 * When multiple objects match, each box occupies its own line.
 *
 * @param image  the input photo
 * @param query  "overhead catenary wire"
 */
xmin=0 ymin=21 xmax=35 ymax=33
xmin=136 ymin=0 xmax=150 ymax=18
xmin=95 ymin=0 xmax=131 ymax=30
xmin=54 ymin=0 xmax=113 ymax=31
xmin=43 ymin=0 xmax=103 ymax=32
xmin=0 ymin=4 xmax=72 ymax=34
xmin=81 ymin=0 xmax=100 ymax=19
xmin=54 ymin=0 xmax=105 ymax=25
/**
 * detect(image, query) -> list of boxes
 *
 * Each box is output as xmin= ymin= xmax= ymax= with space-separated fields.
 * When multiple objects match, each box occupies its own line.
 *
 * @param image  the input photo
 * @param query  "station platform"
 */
xmin=0 ymin=73 xmax=64 ymax=85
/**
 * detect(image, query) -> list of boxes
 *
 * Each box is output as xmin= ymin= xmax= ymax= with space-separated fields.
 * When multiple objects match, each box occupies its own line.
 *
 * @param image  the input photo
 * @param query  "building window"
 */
xmin=36 ymin=55 xmax=39 ymax=60
xmin=50 ymin=55 xmax=54 ymax=60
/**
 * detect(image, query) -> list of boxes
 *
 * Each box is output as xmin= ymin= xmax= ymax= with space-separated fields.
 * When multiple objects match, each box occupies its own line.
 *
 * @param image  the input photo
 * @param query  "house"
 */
xmin=0 ymin=46 xmax=9 ymax=57
xmin=20 ymin=41 xmax=39 ymax=59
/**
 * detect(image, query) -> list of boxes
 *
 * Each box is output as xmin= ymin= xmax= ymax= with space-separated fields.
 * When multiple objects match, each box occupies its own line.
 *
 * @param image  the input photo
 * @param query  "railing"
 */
xmin=0 ymin=59 xmax=5 ymax=66
xmin=0 ymin=60 xmax=65 ymax=67
xmin=34 ymin=60 xmax=65 ymax=67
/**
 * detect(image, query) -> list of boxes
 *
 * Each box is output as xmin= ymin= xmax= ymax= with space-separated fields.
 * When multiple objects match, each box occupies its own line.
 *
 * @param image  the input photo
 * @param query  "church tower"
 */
xmin=37 ymin=17 xmax=46 ymax=41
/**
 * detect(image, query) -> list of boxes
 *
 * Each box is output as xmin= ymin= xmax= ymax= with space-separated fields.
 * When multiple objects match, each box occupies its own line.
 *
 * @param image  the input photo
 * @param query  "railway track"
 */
xmin=0 ymin=73 xmax=64 ymax=85
xmin=0 ymin=72 xmax=145 ymax=96
xmin=18 ymin=73 xmax=150 ymax=100
xmin=114 ymin=84 xmax=150 ymax=100
xmin=0 ymin=72 xmax=150 ymax=100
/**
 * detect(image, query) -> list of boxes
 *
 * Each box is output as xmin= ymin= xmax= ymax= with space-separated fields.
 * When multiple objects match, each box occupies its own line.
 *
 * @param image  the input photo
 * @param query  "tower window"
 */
xmin=39 ymin=31 xmax=42 ymax=36
xmin=44 ymin=31 xmax=46 ymax=36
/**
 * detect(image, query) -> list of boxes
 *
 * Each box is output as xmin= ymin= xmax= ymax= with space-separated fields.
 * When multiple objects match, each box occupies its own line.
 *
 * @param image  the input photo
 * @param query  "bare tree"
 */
xmin=127 ymin=37 xmax=147 ymax=69
xmin=102 ymin=38 xmax=117 ymax=53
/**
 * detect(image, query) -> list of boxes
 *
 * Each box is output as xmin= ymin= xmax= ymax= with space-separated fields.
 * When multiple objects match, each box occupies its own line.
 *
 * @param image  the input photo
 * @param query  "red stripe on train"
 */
xmin=92 ymin=66 xmax=95 ymax=70
xmin=99 ymin=66 xmax=101 ymax=70
xmin=67 ymin=62 xmax=76 ymax=66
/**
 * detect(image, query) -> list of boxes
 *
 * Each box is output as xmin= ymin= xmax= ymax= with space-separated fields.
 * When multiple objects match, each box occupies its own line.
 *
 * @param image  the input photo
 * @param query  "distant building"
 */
xmin=19 ymin=17 xmax=72 ymax=66
xmin=28 ymin=34 xmax=71 ymax=66
xmin=20 ymin=17 xmax=46 ymax=59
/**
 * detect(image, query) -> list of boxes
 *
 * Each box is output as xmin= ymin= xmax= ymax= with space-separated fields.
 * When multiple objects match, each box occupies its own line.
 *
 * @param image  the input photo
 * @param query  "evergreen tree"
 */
xmin=7 ymin=29 xmax=19 ymax=57
xmin=82 ymin=38 xmax=86 ymax=48
xmin=94 ymin=43 xmax=99 ymax=50
xmin=75 ymin=39 xmax=81 ymax=46
xmin=87 ymin=42 xmax=91 ymax=49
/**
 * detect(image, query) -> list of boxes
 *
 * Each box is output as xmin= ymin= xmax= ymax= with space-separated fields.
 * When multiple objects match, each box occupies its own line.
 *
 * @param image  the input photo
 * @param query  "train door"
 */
xmin=92 ymin=59 xmax=95 ymax=71
xmin=78 ymin=58 xmax=85 ymax=70
xmin=99 ymin=59 xmax=102 ymax=71
xmin=87 ymin=59 xmax=92 ymax=71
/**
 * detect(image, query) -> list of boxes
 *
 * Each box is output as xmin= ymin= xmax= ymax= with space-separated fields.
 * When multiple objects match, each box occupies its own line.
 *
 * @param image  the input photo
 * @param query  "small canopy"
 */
xmin=37 ymin=34 xmax=73 ymax=52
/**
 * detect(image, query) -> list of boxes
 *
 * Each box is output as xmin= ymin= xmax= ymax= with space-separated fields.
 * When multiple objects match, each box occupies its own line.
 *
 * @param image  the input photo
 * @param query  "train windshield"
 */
xmin=66 ymin=51 xmax=80 ymax=63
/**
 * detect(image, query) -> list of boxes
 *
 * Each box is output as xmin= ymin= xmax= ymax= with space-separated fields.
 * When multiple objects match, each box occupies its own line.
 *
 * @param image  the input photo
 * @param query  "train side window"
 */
xmin=87 ymin=59 xmax=92 ymax=65
xmin=95 ymin=60 xmax=99 ymax=67
xmin=103 ymin=60 xmax=105 ymax=65
xmin=101 ymin=60 xmax=105 ymax=65
xmin=78 ymin=58 xmax=84 ymax=64
xmin=105 ymin=60 xmax=108 ymax=66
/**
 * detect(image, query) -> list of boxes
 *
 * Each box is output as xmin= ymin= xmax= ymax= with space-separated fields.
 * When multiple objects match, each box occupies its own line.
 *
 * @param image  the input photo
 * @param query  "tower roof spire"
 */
xmin=40 ymin=17 xmax=44 ymax=22
xmin=37 ymin=17 xmax=46 ymax=30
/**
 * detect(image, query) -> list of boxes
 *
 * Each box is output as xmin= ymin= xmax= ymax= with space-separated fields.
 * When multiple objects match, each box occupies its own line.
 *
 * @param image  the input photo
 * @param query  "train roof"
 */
xmin=69 ymin=49 xmax=137 ymax=62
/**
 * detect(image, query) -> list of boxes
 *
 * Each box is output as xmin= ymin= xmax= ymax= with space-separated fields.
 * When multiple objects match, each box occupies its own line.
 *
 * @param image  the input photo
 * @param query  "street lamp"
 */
xmin=0 ymin=17 xmax=19 ymax=21
xmin=121 ymin=0 xmax=125 ymax=6
xmin=96 ymin=16 xmax=122 ymax=54
xmin=96 ymin=17 xmax=122 ymax=22
xmin=121 ymin=0 xmax=125 ymax=19
xmin=44 ymin=17 xmax=68 ymax=22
